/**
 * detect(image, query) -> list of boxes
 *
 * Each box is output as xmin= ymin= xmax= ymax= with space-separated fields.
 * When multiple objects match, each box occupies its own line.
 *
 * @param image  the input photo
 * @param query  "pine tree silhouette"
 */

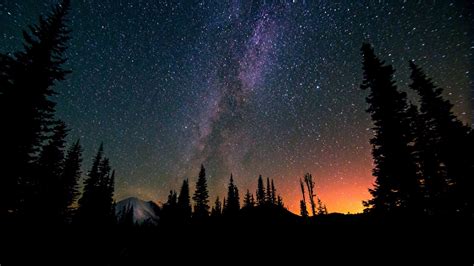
xmin=32 ymin=121 xmax=68 ymax=223
xmin=167 ymin=190 xmax=178 ymax=205
xmin=266 ymin=178 xmax=272 ymax=204
xmin=77 ymin=143 xmax=104 ymax=223
xmin=0 ymin=0 xmax=71 ymax=221
xmin=316 ymin=197 xmax=328 ymax=215
xmin=270 ymin=179 xmax=277 ymax=205
xmin=192 ymin=164 xmax=210 ymax=220
xmin=243 ymin=189 xmax=255 ymax=208
xmin=161 ymin=190 xmax=178 ymax=225
xmin=256 ymin=175 xmax=265 ymax=206
xmin=105 ymin=169 xmax=116 ymax=224
xmin=177 ymin=179 xmax=192 ymax=223
xmin=223 ymin=174 xmax=240 ymax=216
xmin=277 ymin=195 xmax=284 ymax=208
xmin=76 ymin=144 xmax=116 ymax=226
xmin=360 ymin=43 xmax=421 ymax=215
xmin=211 ymin=196 xmax=222 ymax=217
xmin=94 ymin=157 xmax=115 ymax=225
xmin=222 ymin=197 xmax=227 ymax=213
xmin=409 ymin=61 xmax=473 ymax=215
xmin=59 ymin=140 xmax=82 ymax=222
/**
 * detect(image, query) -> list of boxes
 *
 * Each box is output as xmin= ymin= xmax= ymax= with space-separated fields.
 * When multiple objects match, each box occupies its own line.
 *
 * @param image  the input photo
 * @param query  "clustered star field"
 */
xmin=1 ymin=0 xmax=471 ymax=213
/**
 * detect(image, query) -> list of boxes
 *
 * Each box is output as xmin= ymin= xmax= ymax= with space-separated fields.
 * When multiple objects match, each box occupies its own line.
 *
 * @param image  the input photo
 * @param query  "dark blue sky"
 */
xmin=1 ymin=0 xmax=472 ymax=213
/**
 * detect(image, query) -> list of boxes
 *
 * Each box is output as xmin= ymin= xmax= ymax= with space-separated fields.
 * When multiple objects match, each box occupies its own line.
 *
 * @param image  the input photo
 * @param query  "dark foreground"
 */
xmin=2 ymin=214 xmax=473 ymax=265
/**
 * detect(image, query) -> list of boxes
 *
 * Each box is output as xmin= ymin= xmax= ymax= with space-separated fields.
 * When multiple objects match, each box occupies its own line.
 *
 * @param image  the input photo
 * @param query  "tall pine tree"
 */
xmin=77 ymin=144 xmax=104 ymax=224
xmin=32 ymin=121 xmax=68 ymax=222
xmin=243 ymin=189 xmax=255 ymax=208
xmin=177 ymin=179 xmax=192 ymax=223
xmin=0 ymin=0 xmax=71 ymax=221
xmin=161 ymin=190 xmax=178 ymax=225
xmin=59 ymin=140 xmax=82 ymax=222
xmin=265 ymin=178 xmax=272 ymax=204
xmin=360 ymin=43 xmax=421 ymax=215
xmin=256 ymin=175 xmax=265 ymax=206
xmin=98 ymin=159 xmax=115 ymax=225
xmin=409 ymin=61 xmax=473 ymax=215
xmin=211 ymin=197 xmax=222 ymax=217
xmin=270 ymin=179 xmax=277 ymax=205
xmin=192 ymin=164 xmax=210 ymax=220
xmin=223 ymin=174 xmax=240 ymax=216
xmin=76 ymin=144 xmax=115 ymax=226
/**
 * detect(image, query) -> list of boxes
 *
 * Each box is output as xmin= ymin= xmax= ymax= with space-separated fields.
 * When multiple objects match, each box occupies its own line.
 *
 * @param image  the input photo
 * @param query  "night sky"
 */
xmin=1 ymin=0 xmax=472 ymax=213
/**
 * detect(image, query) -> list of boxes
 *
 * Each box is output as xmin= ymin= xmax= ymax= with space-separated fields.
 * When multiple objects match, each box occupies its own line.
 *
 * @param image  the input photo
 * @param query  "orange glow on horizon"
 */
xmin=271 ymin=150 xmax=375 ymax=215
xmin=284 ymin=180 xmax=372 ymax=215
xmin=117 ymin=155 xmax=375 ymax=215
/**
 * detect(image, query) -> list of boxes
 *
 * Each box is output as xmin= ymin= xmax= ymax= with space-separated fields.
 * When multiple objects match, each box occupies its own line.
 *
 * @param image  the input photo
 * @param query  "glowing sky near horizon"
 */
xmin=1 ymin=0 xmax=472 ymax=214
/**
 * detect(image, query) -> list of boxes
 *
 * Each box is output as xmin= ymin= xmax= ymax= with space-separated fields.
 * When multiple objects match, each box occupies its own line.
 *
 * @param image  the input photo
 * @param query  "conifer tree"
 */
xmin=256 ymin=175 xmax=265 ymax=206
xmin=360 ymin=43 xmax=421 ymax=215
xmin=161 ymin=190 xmax=178 ymax=224
xmin=316 ymin=197 xmax=328 ymax=215
xmin=59 ymin=139 xmax=82 ymax=221
xmin=211 ymin=196 xmax=222 ymax=217
xmin=192 ymin=164 xmax=210 ymax=219
xmin=177 ymin=179 xmax=192 ymax=222
xmin=271 ymin=179 xmax=277 ymax=205
xmin=277 ymin=195 xmax=284 ymax=208
xmin=76 ymin=144 xmax=115 ymax=225
xmin=243 ymin=189 xmax=255 ymax=208
xmin=33 ymin=121 xmax=68 ymax=222
xmin=223 ymin=174 xmax=240 ymax=216
xmin=222 ymin=197 xmax=227 ymax=213
xmin=266 ymin=178 xmax=272 ymax=204
xmin=409 ymin=61 xmax=473 ymax=215
xmin=0 ymin=0 xmax=71 ymax=220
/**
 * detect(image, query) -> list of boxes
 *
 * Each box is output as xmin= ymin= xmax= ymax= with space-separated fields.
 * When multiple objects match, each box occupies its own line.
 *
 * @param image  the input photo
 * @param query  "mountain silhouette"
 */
xmin=115 ymin=197 xmax=160 ymax=226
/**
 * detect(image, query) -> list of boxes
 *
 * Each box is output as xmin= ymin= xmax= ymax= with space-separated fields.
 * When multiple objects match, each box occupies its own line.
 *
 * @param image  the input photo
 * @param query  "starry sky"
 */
xmin=1 ymin=0 xmax=472 ymax=214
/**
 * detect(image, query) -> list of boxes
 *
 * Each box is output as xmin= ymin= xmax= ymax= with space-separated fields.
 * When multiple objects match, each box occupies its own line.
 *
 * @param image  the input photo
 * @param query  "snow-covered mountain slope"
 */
xmin=116 ymin=197 xmax=160 ymax=225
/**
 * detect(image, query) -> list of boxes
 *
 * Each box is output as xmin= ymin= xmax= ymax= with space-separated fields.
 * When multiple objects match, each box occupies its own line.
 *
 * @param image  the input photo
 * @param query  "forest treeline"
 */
xmin=0 ymin=1 xmax=473 ymax=229
xmin=154 ymin=166 xmax=291 ymax=226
